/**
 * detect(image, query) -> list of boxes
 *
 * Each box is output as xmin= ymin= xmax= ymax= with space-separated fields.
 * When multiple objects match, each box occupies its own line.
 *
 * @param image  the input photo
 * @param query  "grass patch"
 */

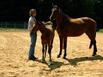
xmin=0 ymin=28 xmax=28 ymax=32
xmin=98 ymin=29 xmax=103 ymax=33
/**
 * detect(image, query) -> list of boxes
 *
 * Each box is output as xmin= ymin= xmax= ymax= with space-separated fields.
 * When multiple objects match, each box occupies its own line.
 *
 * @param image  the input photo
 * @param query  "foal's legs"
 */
xmin=57 ymin=36 xmax=63 ymax=58
xmin=44 ymin=45 xmax=47 ymax=58
xmin=48 ymin=45 xmax=52 ymax=65
xmin=42 ymin=44 xmax=46 ymax=63
xmin=48 ymin=36 xmax=54 ymax=65
xmin=86 ymin=32 xmax=97 ymax=56
xmin=63 ymin=37 xmax=67 ymax=59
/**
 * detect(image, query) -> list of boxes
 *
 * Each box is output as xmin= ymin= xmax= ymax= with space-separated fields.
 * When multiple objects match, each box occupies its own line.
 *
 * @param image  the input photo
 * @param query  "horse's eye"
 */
xmin=52 ymin=9 xmax=55 ymax=12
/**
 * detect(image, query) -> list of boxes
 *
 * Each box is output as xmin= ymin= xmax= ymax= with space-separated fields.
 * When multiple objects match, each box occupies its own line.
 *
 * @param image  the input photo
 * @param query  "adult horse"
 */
xmin=32 ymin=21 xmax=54 ymax=65
xmin=50 ymin=6 xmax=97 ymax=59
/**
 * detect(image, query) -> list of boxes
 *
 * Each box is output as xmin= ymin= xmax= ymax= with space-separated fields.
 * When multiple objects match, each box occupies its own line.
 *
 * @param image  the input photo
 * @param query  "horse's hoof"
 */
xmin=41 ymin=60 xmax=46 ymax=63
xmin=57 ymin=55 xmax=61 ymax=58
xmin=92 ymin=53 xmax=97 ymax=56
xmin=48 ymin=61 xmax=53 ymax=66
xmin=41 ymin=58 xmax=46 ymax=63
xmin=63 ymin=56 xmax=67 ymax=59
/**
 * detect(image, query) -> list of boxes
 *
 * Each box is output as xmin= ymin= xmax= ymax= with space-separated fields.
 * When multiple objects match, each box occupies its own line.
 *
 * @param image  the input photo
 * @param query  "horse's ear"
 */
xmin=52 ymin=3 xmax=54 ymax=7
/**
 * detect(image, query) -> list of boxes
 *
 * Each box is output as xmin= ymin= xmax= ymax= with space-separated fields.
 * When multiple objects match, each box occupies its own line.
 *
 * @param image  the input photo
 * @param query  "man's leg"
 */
xmin=28 ymin=32 xmax=37 ymax=60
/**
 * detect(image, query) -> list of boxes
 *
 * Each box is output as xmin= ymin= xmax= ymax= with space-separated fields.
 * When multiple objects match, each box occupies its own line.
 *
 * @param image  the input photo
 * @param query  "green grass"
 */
xmin=0 ymin=28 xmax=27 ymax=32
xmin=98 ymin=29 xmax=103 ymax=33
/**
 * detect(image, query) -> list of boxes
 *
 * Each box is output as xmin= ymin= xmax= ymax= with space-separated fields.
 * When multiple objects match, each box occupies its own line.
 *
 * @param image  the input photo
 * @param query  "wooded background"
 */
xmin=0 ymin=0 xmax=103 ymax=28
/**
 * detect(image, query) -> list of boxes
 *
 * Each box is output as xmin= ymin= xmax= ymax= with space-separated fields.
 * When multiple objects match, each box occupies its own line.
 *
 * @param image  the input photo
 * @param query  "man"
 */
xmin=28 ymin=9 xmax=37 ymax=61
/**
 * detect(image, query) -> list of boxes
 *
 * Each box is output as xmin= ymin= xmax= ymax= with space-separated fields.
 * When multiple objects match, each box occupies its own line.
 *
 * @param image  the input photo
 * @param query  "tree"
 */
xmin=0 ymin=0 xmax=103 ymax=28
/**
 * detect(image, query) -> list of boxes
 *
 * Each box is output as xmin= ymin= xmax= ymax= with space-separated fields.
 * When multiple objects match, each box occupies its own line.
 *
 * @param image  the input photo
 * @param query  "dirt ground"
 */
xmin=0 ymin=30 xmax=103 ymax=77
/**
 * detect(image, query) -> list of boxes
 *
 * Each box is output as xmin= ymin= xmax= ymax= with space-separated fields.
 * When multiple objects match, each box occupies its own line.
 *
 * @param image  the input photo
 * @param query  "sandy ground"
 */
xmin=0 ymin=30 xmax=103 ymax=77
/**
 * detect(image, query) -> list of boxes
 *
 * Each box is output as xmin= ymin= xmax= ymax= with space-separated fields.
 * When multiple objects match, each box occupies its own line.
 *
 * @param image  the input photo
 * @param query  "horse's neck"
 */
xmin=62 ymin=12 xmax=71 ymax=22
xmin=38 ymin=22 xmax=47 ymax=34
xmin=56 ymin=12 xmax=70 ymax=25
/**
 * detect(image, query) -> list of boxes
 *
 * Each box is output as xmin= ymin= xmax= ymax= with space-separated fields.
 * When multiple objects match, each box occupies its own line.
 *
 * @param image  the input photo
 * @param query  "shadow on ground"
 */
xmin=48 ymin=61 xmax=64 ymax=70
xmin=34 ymin=55 xmax=103 ymax=70
xmin=65 ymin=55 xmax=103 ymax=66
xmin=34 ymin=59 xmax=64 ymax=71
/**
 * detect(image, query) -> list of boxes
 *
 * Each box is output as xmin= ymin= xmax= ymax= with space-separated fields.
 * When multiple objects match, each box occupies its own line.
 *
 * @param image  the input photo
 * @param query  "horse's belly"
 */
xmin=68 ymin=33 xmax=84 ymax=37
xmin=64 ymin=29 xmax=85 ymax=37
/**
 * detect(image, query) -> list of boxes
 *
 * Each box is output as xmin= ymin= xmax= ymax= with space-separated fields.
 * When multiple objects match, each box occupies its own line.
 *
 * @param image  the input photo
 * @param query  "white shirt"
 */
xmin=28 ymin=16 xmax=36 ymax=31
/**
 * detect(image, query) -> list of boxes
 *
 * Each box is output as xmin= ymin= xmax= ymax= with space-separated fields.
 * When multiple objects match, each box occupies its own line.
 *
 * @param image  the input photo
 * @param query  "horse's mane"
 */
xmin=59 ymin=8 xmax=71 ymax=23
xmin=58 ymin=9 xmax=72 ymax=25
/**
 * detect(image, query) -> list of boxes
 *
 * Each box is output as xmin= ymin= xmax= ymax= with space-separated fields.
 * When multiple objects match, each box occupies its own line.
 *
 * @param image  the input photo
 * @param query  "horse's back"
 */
xmin=81 ymin=17 xmax=96 ymax=25
xmin=69 ymin=17 xmax=96 ymax=25
xmin=70 ymin=18 xmax=84 ymax=24
xmin=61 ymin=17 xmax=96 ymax=37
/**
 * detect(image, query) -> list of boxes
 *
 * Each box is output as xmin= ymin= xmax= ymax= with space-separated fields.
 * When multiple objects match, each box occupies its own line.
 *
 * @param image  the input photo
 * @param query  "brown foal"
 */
xmin=33 ymin=21 xmax=54 ymax=64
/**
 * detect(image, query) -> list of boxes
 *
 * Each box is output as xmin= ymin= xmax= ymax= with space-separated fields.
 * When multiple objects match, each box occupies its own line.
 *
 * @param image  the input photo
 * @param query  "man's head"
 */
xmin=29 ymin=9 xmax=37 ymax=16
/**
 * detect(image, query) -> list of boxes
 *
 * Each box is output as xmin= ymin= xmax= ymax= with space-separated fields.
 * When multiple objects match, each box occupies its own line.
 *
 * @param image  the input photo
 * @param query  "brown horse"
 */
xmin=32 ymin=21 xmax=54 ymax=65
xmin=50 ymin=6 xmax=97 ymax=59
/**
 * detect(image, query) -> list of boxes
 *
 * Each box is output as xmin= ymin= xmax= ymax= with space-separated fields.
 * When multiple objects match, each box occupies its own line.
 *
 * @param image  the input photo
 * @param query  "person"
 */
xmin=28 ymin=9 xmax=37 ymax=61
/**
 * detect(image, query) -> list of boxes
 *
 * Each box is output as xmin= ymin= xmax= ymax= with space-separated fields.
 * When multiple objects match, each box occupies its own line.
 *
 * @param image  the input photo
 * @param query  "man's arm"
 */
xmin=28 ymin=17 xmax=36 ymax=32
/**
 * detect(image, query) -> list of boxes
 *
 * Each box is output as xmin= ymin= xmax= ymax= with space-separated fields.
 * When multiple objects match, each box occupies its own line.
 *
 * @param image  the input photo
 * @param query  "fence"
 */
xmin=0 ymin=22 xmax=28 ymax=29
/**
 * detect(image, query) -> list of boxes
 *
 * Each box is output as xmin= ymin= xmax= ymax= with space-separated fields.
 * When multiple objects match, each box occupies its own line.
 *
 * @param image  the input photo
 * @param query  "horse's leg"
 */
xmin=44 ymin=44 xmax=47 ymax=58
xmin=48 ymin=35 xmax=54 ymax=65
xmin=63 ymin=37 xmax=67 ymax=59
xmin=86 ymin=32 xmax=97 ymax=56
xmin=48 ymin=45 xmax=52 ymax=65
xmin=89 ymin=40 xmax=97 ymax=56
xmin=57 ymin=36 xmax=63 ymax=58
xmin=42 ymin=44 xmax=46 ymax=63
xmin=92 ymin=40 xmax=97 ymax=56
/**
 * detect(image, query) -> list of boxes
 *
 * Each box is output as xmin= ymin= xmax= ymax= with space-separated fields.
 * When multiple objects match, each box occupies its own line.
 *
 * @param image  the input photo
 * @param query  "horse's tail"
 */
xmin=89 ymin=41 xmax=93 ymax=49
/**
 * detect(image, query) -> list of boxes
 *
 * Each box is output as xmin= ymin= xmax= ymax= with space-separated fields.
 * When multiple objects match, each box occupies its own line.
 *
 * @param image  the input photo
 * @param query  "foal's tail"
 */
xmin=89 ymin=41 xmax=93 ymax=49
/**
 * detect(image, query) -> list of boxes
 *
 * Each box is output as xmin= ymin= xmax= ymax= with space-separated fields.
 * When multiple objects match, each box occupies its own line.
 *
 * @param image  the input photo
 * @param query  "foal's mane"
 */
xmin=36 ymin=21 xmax=53 ymax=31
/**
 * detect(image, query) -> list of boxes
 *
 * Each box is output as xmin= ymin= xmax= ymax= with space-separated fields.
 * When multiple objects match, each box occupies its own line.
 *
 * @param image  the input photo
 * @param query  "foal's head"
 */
xmin=32 ymin=21 xmax=40 ymax=32
xmin=50 ymin=5 xmax=61 ymax=21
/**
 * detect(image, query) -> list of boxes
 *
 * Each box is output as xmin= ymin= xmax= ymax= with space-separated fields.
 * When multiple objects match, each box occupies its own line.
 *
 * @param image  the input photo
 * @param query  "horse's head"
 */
xmin=50 ymin=5 xmax=61 ymax=21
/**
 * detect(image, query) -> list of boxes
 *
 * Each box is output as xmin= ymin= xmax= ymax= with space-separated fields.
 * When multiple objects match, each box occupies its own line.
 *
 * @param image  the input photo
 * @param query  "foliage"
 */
xmin=98 ymin=29 xmax=103 ymax=33
xmin=0 ymin=0 xmax=103 ymax=28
